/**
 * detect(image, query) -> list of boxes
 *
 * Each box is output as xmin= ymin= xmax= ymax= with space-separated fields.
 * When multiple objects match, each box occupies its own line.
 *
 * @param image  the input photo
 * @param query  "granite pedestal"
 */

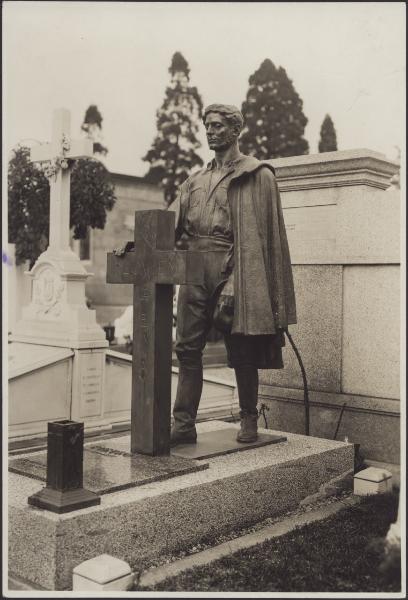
xmin=8 ymin=420 xmax=354 ymax=591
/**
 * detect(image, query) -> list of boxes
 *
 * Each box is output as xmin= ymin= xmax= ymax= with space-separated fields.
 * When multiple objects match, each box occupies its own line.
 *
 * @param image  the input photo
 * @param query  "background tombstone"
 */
xmin=10 ymin=108 xmax=110 ymax=436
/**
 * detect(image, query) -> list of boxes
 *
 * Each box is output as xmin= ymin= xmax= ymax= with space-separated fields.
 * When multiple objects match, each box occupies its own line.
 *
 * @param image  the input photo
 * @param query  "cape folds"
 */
xmin=228 ymin=156 xmax=297 ymax=335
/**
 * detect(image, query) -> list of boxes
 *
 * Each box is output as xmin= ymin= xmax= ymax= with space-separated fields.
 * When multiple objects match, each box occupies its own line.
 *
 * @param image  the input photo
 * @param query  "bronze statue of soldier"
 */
xmin=169 ymin=104 xmax=296 ymax=445
xmin=115 ymin=103 xmax=297 ymax=446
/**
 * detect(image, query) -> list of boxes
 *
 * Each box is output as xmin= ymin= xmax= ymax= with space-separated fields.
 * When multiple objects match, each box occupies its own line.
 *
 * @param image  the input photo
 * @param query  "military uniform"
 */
xmin=172 ymin=155 xmax=287 ymax=438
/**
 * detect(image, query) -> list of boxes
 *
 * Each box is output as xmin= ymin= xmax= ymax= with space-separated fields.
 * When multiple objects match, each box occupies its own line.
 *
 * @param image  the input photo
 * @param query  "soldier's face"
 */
xmin=204 ymin=113 xmax=238 ymax=151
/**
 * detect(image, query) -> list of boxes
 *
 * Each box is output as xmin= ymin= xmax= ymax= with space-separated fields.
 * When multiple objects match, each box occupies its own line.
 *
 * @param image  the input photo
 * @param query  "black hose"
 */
xmin=333 ymin=402 xmax=347 ymax=440
xmin=283 ymin=328 xmax=310 ymax=436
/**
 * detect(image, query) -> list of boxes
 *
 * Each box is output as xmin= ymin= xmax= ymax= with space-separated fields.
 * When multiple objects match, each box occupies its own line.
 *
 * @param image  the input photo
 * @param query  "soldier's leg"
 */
xmin=224 ymin=334 xmax=259 ymax=442
xmin=172 ymin=282 xmax=211 ymax=443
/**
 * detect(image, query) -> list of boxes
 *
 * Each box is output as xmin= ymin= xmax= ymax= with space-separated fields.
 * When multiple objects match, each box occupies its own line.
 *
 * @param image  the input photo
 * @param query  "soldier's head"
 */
xmin=203 ymin=104 xmax=244 ymax=151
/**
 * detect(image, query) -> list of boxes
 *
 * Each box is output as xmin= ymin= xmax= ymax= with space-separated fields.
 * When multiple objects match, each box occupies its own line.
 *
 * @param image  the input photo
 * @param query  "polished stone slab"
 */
xmin=9 ymin=437 xmax=208 ymax=495
xmin=171 ymin=427 xmax=287 ymax=460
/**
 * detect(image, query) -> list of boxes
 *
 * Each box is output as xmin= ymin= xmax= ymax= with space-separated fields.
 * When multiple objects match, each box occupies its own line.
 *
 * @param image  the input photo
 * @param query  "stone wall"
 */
xmin=259 ymin=149 xmax=401 ymax=463
xmin=83 ymin=173 xmax=165 ymax=326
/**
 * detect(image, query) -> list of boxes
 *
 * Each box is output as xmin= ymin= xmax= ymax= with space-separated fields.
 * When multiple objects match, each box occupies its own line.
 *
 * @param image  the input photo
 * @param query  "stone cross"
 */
xmin=106 ymin=210 xmax=203 ymax=456
xmin=30 ymin=108 xmax=93 ymax=251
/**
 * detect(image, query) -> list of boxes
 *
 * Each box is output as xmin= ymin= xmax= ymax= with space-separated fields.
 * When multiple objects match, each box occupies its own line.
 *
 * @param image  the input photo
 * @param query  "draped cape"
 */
xmin=228 ymin=156 xmax=297 ymax=335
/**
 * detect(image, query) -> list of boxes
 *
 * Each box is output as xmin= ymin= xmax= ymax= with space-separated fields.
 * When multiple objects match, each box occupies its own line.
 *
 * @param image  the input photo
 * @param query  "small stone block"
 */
xmin=28 ymin=486 xmax=100 ymax=513
xmin=354 ymin=467 xmax=393 ymax=496
xmin=73 ymin=554 xmax=133 ymax=591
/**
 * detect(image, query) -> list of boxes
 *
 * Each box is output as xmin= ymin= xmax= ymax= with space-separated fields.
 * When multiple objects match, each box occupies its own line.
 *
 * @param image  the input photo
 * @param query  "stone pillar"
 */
xmin=11 ymin=247 xmax=107 ymax=349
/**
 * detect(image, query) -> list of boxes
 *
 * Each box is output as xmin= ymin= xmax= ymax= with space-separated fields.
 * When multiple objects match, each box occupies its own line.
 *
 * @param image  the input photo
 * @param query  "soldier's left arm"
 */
xmin=251 ymin=165 xmax=281 ymax=242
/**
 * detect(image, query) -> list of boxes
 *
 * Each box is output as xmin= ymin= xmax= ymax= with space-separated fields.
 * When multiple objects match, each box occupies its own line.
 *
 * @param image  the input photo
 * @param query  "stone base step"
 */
xmin=8 ymin=420 xmax=354 ymax=591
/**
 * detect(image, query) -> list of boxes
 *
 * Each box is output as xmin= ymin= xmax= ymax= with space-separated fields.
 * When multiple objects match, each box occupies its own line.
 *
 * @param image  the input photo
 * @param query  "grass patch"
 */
xmin=137 ymin=491 xmax=400 ymax=593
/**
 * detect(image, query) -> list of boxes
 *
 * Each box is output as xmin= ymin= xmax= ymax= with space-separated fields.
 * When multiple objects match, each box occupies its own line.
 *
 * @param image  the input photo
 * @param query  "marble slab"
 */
xmin=171 ymin=427 xmax=287 ymax=460
xmin=9 ymin=437 xmax=208 ymax=495
xmin=8 ymin=342 xmax=74 ymax=379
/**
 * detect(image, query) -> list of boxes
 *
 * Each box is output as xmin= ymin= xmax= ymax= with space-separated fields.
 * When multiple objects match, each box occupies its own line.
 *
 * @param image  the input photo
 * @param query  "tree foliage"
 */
xmin=240 ymin=58 xmax=309 ymax=159
xmin=81 ymin=104 xmax=108 ymax=156
xmin=69 ymin=158 xmax=116 ymax=239
xmin=8 ymin=145 xmax=50 ymax=267
xmin=8 ymin=105 xmax=116 ymax=267
xmin=143 ymin=51 xmax=204 ymax=206
xmin=318 ymin=114 xmax=338 ymax=152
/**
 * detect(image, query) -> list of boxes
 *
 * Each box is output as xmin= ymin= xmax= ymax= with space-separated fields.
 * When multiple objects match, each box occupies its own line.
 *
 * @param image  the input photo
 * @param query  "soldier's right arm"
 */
xmin=112 ymin=240 xmax=135 ymax=256
xmin=114 ymin=178 xmax=190 ymax=256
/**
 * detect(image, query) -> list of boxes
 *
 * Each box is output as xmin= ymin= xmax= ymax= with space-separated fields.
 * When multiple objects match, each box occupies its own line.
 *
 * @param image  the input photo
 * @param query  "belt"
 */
xmin=176 ymin=236 xmax=232 ymax=252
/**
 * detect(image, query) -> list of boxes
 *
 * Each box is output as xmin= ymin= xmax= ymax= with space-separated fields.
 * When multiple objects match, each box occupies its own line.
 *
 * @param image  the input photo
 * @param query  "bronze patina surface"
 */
xmin=106 ymin=210 xmax=203 ymax=456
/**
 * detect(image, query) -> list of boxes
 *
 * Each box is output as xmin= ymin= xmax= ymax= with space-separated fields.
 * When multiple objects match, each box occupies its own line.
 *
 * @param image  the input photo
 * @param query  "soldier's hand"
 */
xmin=222 ymin=271 xmax=234 ymax=296
xmin=113 ymin=241 xmax=135 ymax=256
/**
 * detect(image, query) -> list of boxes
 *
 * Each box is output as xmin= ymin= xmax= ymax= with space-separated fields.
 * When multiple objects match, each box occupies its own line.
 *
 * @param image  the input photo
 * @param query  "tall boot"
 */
xmin=171 ymin=365 xmax=203 ymax=445
xmin=234 ymin=365 xmax=259 ymax=443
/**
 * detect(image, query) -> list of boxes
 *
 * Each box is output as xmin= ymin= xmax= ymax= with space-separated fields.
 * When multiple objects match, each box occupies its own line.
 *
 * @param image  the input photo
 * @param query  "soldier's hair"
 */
xmin=203 ymin=104 xmax=244 ymax=132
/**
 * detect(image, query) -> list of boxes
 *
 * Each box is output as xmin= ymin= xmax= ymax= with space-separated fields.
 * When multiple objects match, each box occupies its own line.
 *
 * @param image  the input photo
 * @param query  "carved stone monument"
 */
xmin=11 ymin=108 xmax=106 ymax=349
xmin=106 ymin=210 xmax=203 ymax=455
xmin=10 ymin=108 xmax=110 ymax=435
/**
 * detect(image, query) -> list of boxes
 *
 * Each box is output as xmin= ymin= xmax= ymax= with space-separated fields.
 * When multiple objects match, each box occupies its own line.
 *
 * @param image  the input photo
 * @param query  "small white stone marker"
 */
xmin=353 ymin=466 xmax=392 ymax=496
xmin=73 ymin=554 xmax=134 ymax=591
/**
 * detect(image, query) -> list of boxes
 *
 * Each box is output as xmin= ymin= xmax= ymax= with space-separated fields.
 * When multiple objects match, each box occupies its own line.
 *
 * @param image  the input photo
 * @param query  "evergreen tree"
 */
xmin=143 ymin=51 xmax=204 ymax=206
xmin=71 ymin=104 xmax=115 ymax=239
xmin=240 ymin=58 xmax=309 ymax=159
xmin=8 ymin=107 xmax=116 ymax=267
xmin=81 ymin=104 xmax=108 ymax=156
xmin=318 ymin=114 xmax=338 ymax=152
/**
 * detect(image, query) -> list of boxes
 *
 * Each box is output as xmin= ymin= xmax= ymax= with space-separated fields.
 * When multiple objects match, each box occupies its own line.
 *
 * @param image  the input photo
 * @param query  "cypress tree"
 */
xmin=143 ymin=52 xmax=204 ymax=206
xmin=318 ymin=114 xmax=338 ymax=152
xmin=81 ymin=104 xmax=108 ymax=156
xmin=240 ymin=58 xmax=309 ymax=159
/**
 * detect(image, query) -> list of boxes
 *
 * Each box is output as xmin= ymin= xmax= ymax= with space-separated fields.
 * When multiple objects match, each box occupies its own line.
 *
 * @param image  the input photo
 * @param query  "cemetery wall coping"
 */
xmin=271 ymin=148 xmax=399 ymax=191
xmin=8 ymin=343 xmax=74 ymax=379
xmin=110 ymin=172 xmax=162 ymax=189
xmin=105 ymin=350 xmax=236 ymax=390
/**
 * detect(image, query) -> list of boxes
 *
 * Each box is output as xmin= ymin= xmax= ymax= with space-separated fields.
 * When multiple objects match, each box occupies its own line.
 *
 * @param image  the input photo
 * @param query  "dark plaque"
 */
xmin=27 ymin=420 xmax=100 ymax=513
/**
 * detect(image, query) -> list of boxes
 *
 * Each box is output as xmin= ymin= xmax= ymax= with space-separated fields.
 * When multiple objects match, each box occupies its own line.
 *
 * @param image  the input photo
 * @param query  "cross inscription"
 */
xmin=30 ymin=108 xmax=93 ymax=251
xmin=106 ymin=210 xmax=203 ymax=456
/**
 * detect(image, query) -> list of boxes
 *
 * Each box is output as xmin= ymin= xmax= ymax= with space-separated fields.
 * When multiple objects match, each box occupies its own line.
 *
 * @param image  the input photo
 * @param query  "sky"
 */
xmin=3 ymin=1 xmax=406 ymax=176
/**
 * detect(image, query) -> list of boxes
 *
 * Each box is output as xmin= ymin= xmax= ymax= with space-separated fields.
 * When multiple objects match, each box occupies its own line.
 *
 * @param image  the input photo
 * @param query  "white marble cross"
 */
xmin=30 ymin=108 xmax=93 ymax=251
